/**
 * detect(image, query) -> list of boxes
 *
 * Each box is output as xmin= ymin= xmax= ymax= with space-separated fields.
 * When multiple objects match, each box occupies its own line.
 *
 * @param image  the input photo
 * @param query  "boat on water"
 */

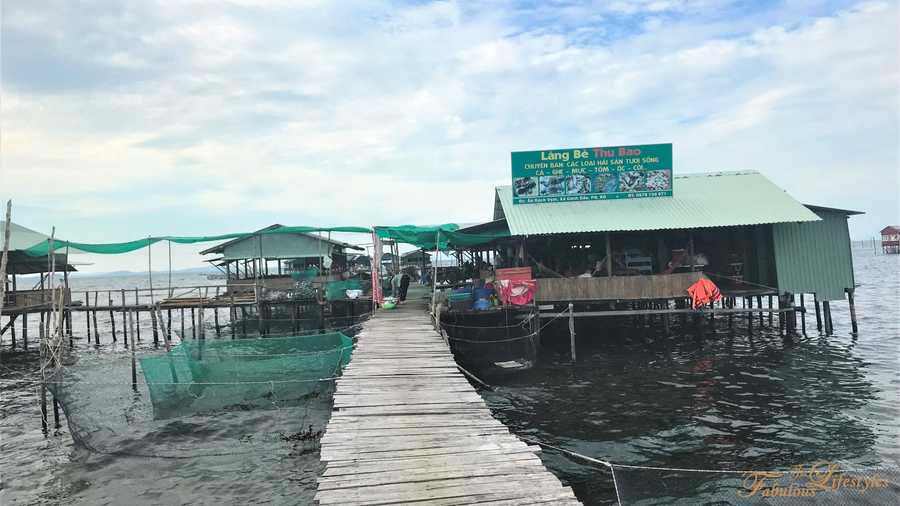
xmin=140 ymin=332 xmax=353 ymax=418
xmin=439 ymin=304 xmax=538 ymax=375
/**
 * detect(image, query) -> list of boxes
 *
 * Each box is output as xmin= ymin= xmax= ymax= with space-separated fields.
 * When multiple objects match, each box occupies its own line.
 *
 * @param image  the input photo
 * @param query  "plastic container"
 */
xmin=473 ymin=298 xmax=491 ymax=311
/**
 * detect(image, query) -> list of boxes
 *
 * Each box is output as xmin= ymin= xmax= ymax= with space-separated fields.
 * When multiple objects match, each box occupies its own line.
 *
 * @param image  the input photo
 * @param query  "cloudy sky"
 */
xmin=1 ymin=0 xmax=897 ymax=272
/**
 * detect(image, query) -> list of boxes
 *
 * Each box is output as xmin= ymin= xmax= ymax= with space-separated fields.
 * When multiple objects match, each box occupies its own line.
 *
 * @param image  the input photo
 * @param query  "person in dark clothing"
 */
xmin=399 ymin=271 xmax=411 ymax=302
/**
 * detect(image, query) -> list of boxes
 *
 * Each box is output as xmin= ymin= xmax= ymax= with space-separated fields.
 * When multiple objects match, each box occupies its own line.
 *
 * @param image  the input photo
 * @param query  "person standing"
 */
xmin=390 ymin=271 xmax=402 ymax=298
xmin=399 ymin=271 xmax=411 ymax=302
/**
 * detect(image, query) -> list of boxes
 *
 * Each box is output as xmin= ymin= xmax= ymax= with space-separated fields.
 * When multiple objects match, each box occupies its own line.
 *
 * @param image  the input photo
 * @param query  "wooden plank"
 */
xmin=315 ymin=298 xmax=580 ymax=505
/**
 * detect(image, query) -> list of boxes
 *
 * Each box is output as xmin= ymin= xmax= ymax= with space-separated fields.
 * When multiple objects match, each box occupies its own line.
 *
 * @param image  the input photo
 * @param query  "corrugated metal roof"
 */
xmin=494 ymin=171 xmax=820 ymax=235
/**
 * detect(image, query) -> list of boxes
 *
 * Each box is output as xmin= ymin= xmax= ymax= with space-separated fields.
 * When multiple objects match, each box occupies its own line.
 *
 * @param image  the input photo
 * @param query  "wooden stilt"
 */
xmin=84 ymin=291 xmax=91 ymax=342
xmin=800 ymin=294 xmax=807 ymax=336
xmin=191 ymin=307 xmax=196 ymax=338
xmin=814 ymin=294 xmax=822 ymax=333
xmin=151 ymin=305 xmax=159 ymax=344
xmin=214 ymin=287 xmax=221 ymax=337
xmin=129 ymin=309 xmax=137 ymax=392
xmin=108 ymin=292 xmax=117 ymax=342
xmin=747 ymin=297 xmax=753 ymax=331
xmin=40 ymin=382 xmax=48 ymax=434
xmin=823 ymin=300 xmax=833 ymax=336
xmin=756 ymin=295 xmax=763 ymax=326
xmin=847 ymin=288 xmax=858 ymax=335
xmin=230 ymin=294 xmax=236 ymax=339
xmin=134 ymin=288 xmax=141 ymax=341
xmin=568 ymin=303 xmax=576 ymax=363
xmin=180 ymin=307 xmax=186 ymax=339
xmin=121 ymin=289 xmax=128 ymax=346
xmin=167 ymin=310 xmax=172 ymax=341
xmin=22 ymin=312 xmax=27 ymax=350
xmin=52 ymin=397 xmax=60 ymax=429
xmin=788 ymin=294 xmax=797 ymax=334
xmin=92 ymin=292 xmax=100 ymax=345
xmin=150 ymin=308 xmax=159 ymax=346
xmin=768 ymin=295 xmax=773 ymax=326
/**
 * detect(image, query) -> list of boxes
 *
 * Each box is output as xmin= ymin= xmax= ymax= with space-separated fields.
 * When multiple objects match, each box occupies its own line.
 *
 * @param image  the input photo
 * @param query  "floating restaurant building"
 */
xmin=200 ymin=224 xmax=363 ymax=295
xmin=435 ymin=170 xmax=862 ymax=369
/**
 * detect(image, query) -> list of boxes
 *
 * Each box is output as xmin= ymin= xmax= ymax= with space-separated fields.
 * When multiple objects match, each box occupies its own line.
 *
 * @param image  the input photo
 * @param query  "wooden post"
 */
xmin=788 ymin=294 xmax=797 ymax=334
xmin=167 ymin=310 xmax=172 ymax=342
xmin=84 ymin=291 xmax=91 ymax=342
xmin=191 ymin=307 xmax=196 ymax=338
xmin=800 ymin=294 xmax=807 ymax=336
xmin=747 ymin=296 xmax=753 ymax=331
xmin=134 ymin=288 xmax=141 ymax=341
xmin=814 ymin=294 xmax=823 ymax=333
xmin=22 ymin=312 xmax=27 ymax=350
xmin=151 ymin=302 xmax=159 ymax=345
xmin=847 ymin=288 xmax=858 ymax=335
xmin=230 ymin=293 xmax=236 ymax=339
xmin=756 ymin=295 xmax=763 ymax=326
xmin=121 ymin=289 xmax=128 ymax=345
xmin=768 ymin=296 xmax=774 ymax=326
xmin=823 ymin=300 xmax=833 ymax=336
xmin=92 ymin=292 xmax=99 ymax=345
xmin=129 ymin=309 xmax=137 ymax=392
xmin=52 ymin=396 xmax=60 ymax=429
xmin=568 ymin=303 xmax=576 ymax=363
xmin=180 ymin=307 xmax=185 ymax=339
xmin=688 ymin=231 xmax=695 ymax=272
xmin=108 ymin=292 xmax=117 ymax=342
xmin=149 ymin=308 xmax=159 ymax=347
xmin=214 ymin=287 xmax=221 ymax=337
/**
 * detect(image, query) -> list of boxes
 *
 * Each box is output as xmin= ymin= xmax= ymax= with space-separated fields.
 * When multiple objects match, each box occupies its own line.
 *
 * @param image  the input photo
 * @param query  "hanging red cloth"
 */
xmin=687 ymin=278 xmax=722 ymax=309
xmin=496 ymin=279 xmax=536 ymax=306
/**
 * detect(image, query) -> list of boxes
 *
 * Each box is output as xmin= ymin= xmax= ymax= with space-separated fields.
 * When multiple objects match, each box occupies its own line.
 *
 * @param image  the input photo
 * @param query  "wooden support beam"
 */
xmin=847 ymin=288 xmax=858 ymax=335
xmin=568 ymin=303 xmax=576 ymax=363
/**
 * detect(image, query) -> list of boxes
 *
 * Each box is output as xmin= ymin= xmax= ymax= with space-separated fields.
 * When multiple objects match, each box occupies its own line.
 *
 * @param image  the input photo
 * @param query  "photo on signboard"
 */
xmin=593 ymin=173 xmax=618 ymax=194
xmin=644 ymin=170 xmax=672 ymax=191
xmin=513 ymin=176 xmax=538 ymax=197
xmin=619 ymin=171 xmax=646 ymax=192
xmin=539 ymin=175 xmax=566 ymax=195
xmin=566 ymin=175 xmax=592 ymax=195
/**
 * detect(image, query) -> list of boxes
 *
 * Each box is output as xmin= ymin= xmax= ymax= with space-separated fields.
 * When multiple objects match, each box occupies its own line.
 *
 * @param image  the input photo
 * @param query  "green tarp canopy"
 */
xmin=22 ymin=226 xmax=372 ymax=257
xmin=374 ymin=224 xmax=510 ymax=250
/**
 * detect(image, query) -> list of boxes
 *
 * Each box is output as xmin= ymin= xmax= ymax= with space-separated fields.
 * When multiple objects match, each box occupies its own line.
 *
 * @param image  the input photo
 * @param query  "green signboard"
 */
xmin=511 ymin=143 xmax=673 ymax=204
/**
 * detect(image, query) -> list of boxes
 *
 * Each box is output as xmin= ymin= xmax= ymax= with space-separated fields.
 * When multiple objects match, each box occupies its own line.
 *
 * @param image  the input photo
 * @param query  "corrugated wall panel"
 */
xmin=772 ymin=209 xmax=854 ymax=301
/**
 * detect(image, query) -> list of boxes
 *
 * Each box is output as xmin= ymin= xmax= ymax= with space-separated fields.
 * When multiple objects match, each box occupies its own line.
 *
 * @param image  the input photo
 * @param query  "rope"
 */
xmin=705 ymin=271 xmax=779 ymax=293
xmin=444 ymin=331 xmax=537 ymax=344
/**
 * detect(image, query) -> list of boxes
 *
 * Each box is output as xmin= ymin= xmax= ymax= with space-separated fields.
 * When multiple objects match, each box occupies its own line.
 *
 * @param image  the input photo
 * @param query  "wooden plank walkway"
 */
xmin=316 ymin=298 xmax=581 ymax=505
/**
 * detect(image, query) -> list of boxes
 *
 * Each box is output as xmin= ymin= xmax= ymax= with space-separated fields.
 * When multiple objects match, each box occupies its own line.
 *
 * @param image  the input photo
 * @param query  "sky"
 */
xmin=1 ymin=0 xmax=898 ymax=272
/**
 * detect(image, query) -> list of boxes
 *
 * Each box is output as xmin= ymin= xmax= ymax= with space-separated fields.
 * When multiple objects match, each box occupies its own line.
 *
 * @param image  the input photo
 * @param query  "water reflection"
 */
xmin=482 ymin=257 xmax=897 ymax=505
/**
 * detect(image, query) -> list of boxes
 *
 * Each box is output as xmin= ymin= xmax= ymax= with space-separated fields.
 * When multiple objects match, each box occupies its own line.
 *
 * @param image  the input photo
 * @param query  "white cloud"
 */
xmin=1 ymin=0 xmax=897 ymax=272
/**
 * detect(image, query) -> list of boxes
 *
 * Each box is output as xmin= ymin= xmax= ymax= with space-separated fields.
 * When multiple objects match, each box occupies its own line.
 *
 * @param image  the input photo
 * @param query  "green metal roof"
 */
xmin=494 ymin=171 xmax=820 ymax=235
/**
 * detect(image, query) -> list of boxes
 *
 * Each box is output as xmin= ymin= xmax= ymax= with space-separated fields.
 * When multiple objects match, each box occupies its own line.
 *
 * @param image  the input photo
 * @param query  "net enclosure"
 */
xmin=140 ymin=332 xmax=353 ymax=419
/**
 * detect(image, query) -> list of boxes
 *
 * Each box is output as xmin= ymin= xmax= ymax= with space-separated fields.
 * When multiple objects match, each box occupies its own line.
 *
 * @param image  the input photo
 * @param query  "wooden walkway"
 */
xmin=315 ymin=298 xmax=581 ymax=505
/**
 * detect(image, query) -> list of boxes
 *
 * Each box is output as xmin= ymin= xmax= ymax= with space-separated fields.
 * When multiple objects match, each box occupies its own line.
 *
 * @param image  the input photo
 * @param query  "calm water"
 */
xmin=483 ymin=250 xmax=900 ymax=504
xmin=2 ymin=253 xmax=899 ymax=505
